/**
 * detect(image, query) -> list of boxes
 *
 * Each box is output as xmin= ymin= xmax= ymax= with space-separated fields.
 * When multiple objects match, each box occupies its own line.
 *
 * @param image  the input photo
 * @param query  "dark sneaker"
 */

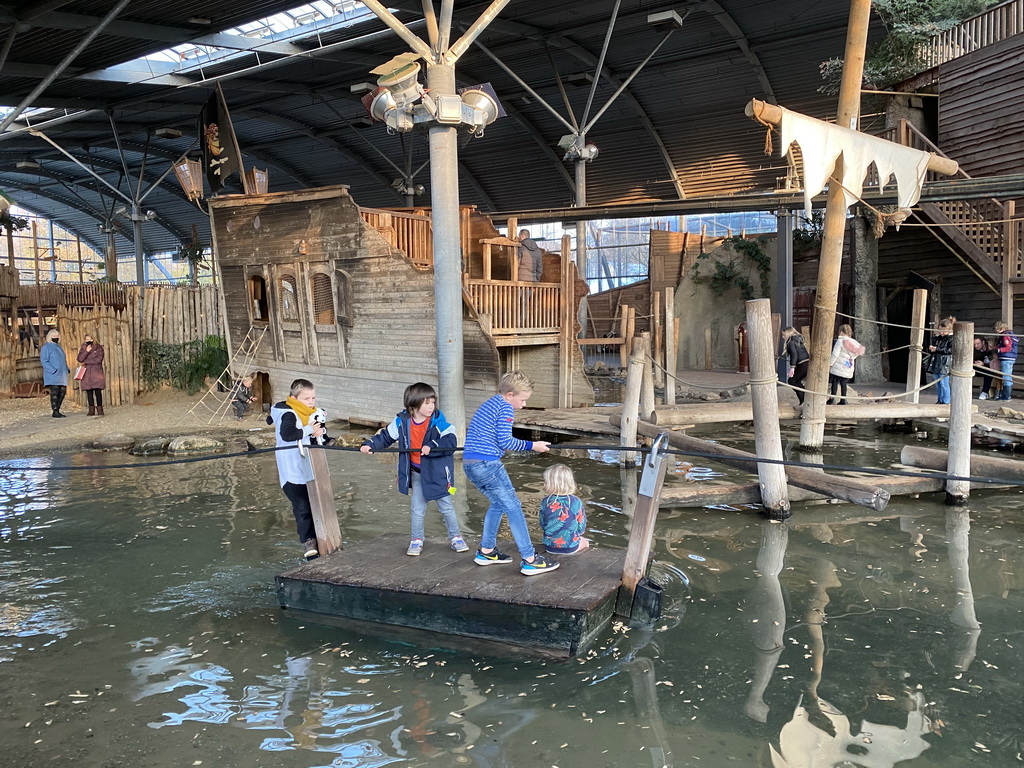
xmin=521 ymin=555 xmax=560 ymax=576
xmin=406 ymin=539 xmax=423 ymax=556
xmin=303 ymin=538 xmax=319 ymax=559
xmin=450 ymin=536 xmax=470 ymax=553
xmin=474 ymin=548 xmax=513 ymax=566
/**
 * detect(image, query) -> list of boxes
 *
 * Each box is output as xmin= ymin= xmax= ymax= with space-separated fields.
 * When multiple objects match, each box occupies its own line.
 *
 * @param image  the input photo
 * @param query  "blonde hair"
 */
xmin=781 ymin=326 xmax=799 ymax=341
xmin=543 ymin=464 xmax=577 ymax=496
xmin=498 ymin=370 xmax=533 ymax=395
xmin=996 ymin=320 xmax=1011 ymax=332
xmin=838 ymin=324 xmax=853 ymax=336
xmin=289 ymin=378 xmax=314 ymax=397
xmin=45 ymin=328 xmax=60 ymax=342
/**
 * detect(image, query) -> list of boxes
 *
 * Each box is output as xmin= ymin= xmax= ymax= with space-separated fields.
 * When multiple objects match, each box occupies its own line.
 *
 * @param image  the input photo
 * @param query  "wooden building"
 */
xmin=209 ymin=185 xmax=593 ymax=424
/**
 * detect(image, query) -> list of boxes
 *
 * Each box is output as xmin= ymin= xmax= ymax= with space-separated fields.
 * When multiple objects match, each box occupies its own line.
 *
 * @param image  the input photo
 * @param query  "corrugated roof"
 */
xmin=0 ymin=0 xmax=885 ymax=266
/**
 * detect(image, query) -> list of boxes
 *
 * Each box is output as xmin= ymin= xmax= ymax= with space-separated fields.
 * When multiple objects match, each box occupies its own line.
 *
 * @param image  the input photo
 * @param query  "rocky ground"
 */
xmin=0 ymin=387 xmax=278 ymax=459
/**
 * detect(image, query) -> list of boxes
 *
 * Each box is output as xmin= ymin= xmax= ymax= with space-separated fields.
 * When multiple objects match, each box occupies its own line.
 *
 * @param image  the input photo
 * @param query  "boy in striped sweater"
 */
xmin=463 ymin=371 xmax=560 ymax=576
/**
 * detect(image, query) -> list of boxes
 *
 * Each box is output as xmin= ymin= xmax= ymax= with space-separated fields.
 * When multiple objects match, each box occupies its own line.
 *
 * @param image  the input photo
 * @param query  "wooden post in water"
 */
xmin=747 ymin=299 xmax=790 ymax=519
xmin=306 ymin=445 xmax=343 ymax=555
xmin=640 ymin=331 xmax=656 ymax=422
xmin=946 ymin=321 xmax=974 ymax=505
xmin=905 ymin=288 xmax=927 ymax=403
xmin=664 ymin=288 xmax=676 ymax=405
xmin=616 ymin=432 xmax=670 ymax=619
xmin=619 ymin=305 xmax=630 ymax=368
xmin=652 ymin=290 xmax=664 ymax=389
xmin=620 ymin=336 xmax=644 ymax=466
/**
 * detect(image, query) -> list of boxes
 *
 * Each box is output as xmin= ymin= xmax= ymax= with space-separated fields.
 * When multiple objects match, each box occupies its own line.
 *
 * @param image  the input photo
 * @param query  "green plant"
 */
xmin=793 ymin=211 xmax=824 ymax=256
xmin=140 ymin=335 xmax=227 ymax=394
xmin=819 ymin=0 xmax=1002 ymax=93
xmin=691 ymin=236 xmax=772 ymax=300
xmin=173 ymin=224 xmax=207 ymax=285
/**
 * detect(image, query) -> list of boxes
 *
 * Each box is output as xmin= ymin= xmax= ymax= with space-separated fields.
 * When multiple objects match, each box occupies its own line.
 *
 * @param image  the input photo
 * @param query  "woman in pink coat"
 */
xmin=76 ymin=333 xmax=106 ymax=416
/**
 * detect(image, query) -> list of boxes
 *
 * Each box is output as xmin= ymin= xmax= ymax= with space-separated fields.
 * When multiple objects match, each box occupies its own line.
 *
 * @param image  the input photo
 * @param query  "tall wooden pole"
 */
xmin=905 ymin=288 xmax=928 ymax=403
xmin=620 ymin=336 xmax=644 ymax=466
xmin=946 ymin=321 xmax=973 ymax=504
xmin=798 ymin=0 xmax=873 ymax=451
xmin=664 ymin=287 xmax=676 ymax=405
xmin=747 ymin=298 xmax=790 ymax=519
xmin=640 ymin=331 xmax=656 ymax=421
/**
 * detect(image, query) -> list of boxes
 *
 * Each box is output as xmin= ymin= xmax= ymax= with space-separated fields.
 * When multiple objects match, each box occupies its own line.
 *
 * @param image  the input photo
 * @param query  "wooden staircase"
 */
xmin=884 ymin=120 xmax=1024 ymax=305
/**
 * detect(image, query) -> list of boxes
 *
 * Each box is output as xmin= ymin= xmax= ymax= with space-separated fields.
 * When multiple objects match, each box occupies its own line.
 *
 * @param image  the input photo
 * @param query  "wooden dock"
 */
xmin=276 ymin=534 xmax=627 ymax=658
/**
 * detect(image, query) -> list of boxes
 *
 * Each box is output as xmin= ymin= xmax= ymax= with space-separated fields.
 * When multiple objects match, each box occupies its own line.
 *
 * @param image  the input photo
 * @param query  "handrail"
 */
xmin=919 ymin=0 xmax=1024 ymax=69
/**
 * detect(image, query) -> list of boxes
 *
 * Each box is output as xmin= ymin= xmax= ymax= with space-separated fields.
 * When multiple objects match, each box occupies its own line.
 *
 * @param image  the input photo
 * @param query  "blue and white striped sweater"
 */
xmin=463 ymin=394 xmax=532 ymax=460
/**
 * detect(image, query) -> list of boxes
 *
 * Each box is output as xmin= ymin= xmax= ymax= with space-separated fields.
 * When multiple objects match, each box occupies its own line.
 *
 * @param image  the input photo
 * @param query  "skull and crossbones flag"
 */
xmin=198 ymin=84 xmax=247 ymax=196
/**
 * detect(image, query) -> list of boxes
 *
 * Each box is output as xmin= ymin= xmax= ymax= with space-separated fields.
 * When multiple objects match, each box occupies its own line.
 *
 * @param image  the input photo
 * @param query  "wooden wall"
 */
xmin=210 ymin=186 xmax=504 ymax=424
xmin=939 ymin=33 xmax=1024 ymax=178
xmin=877 ymin=220 xmax=1002 ymax=327
xmin=57 ymin=303 xmax=137 ymax=408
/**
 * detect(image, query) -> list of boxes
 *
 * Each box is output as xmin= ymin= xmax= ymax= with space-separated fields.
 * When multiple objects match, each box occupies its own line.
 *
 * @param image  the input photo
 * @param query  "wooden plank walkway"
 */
xmin=277 ymin=534 xmax=626 ymax=658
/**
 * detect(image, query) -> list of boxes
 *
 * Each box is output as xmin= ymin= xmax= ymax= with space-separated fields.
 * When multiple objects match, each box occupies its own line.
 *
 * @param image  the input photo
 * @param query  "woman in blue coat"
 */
xmin=40 ymin=328 xmax=70 ymax=418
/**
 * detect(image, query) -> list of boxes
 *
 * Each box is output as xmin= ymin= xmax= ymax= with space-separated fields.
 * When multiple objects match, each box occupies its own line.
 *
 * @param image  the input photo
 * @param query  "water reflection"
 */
xmin=3 ymin=438 xmax=1024 ymax=765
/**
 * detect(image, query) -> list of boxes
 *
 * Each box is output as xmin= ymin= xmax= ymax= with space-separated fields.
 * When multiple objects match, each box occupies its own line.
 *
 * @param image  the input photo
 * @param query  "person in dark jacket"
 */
xmin=781 ymin=327 xmax=810 ymax=404
xmin=974 ymin=336 xmax=996 ymax=400
xmin=76 ymin=333 xmax=106 ymax=416
xmin=360 ymin=382 xmax=466 ymax=557
xmin=516 ymin=229 xmax=544 ymax=283
xmin=927 ymin=319 xmax=954 ymax=405
xmin=40 ymin=328 xmax=69 ymax=418
xmin=994 ymin=320 xmax=1018 ymax=400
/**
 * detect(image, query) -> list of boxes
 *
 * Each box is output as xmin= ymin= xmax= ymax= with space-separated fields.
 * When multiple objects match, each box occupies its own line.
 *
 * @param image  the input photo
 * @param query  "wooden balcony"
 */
xmin=464 ymin=280 xmax=562 ymax=344
xmin=918 ymin=0 xmax=1024 ymax=70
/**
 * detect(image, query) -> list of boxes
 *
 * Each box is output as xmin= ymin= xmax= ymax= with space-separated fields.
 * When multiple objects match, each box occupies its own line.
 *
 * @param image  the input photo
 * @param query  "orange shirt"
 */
xmin=409 ymin=417 xmax=428 ymax=467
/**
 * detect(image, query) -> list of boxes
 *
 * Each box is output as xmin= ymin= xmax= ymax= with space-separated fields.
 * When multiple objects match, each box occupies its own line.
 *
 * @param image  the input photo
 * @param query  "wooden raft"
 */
xmin=277 ymin=533 xmax=627 ymax=658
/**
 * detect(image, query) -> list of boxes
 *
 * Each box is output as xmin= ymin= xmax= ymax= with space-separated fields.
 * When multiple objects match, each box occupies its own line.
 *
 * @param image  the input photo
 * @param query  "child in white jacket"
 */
xmin=828 ymin=324 xmax=865 ymax=405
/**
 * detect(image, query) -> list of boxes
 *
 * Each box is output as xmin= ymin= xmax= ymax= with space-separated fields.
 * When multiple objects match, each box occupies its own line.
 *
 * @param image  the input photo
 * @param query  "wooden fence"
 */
xmin=360 ymin=208 xmax=434 ymax=269
xmin=0 ymin=284 xmax=223 ymax=401
xmin=18 ymin=282 xmax=130 ymax=309
xmin=919 ymin=0 xmax=1024 ymax=69
xmin=57 ymin=303 xmax=137 ymax=409
xmin=141 ymin=285 xmax=222 ymax=345
xmin=464 ymin=280 xmax=561 ymax=334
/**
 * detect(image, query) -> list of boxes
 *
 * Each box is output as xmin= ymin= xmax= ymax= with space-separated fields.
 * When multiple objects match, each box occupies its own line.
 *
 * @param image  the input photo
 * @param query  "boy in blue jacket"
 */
xmin=360 ymin=382 xmax=467 ymax=556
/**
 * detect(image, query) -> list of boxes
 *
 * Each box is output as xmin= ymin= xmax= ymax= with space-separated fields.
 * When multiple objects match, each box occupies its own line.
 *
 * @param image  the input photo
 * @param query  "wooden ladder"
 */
xmin=185 ymin=325 xmax=268 ymax=425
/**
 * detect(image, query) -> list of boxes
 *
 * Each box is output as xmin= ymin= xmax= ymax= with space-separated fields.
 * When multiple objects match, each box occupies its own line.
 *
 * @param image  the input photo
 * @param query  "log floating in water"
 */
xmin=613 ymin=416 xmax=891 ymax=511
xmin=649 ymin=401 xmax=965 ymax=426
xmin=900 ymin=444 xmax=1024 ymax=482
xmin=660 ymin=475 xmax=944 ymax=508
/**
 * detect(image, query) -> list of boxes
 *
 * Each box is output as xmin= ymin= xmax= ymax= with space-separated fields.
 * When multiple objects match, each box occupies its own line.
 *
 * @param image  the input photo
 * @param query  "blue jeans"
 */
xmin=409 ymin=471 xmax=460 ymax=541
xmin=1000 ymin=357 xmax=1015 ymax=389
xmin=933 ymin=374 xmax=950 ymax=404
xmin=463 ymin=459 xmax=535 ymax=560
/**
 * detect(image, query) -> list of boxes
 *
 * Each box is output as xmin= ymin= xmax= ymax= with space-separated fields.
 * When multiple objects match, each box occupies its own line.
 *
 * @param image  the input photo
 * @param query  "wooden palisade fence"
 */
xmin=0 ymin=284 xmax=223 ymax=403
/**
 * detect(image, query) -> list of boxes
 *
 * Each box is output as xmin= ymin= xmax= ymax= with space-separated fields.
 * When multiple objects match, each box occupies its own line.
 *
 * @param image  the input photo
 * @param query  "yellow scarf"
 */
xmin=286 ymin=396 xmax=316 ymax=426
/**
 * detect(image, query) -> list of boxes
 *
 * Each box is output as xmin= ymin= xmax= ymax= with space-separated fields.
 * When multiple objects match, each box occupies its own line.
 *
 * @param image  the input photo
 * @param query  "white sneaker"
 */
xmin=979 ymin=392 xmax=989 ymax=400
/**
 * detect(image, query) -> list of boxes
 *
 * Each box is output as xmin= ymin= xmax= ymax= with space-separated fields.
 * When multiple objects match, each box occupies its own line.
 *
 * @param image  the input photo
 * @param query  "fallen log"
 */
xmin=660 ymin=475 xmax=944 ymax=508
xmin=614 ymin=416 xmax=891 ymax=511
xmin=900 ymin=444 xmax=1024 ymax=482
xmin=650 ymin=402 xmax=965 ymax=426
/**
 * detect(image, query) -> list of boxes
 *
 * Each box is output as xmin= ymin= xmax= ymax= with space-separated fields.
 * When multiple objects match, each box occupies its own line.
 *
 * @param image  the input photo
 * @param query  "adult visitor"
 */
xmin=77 ymin=333 xmax=106 ymax=416
xmin=40 ymin=328 xmax=69 ymax=418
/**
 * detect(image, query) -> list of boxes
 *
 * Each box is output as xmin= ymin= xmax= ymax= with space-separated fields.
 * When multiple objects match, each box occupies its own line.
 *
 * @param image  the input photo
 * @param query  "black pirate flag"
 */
xmin=198 ymin=84 xmax=245 ymax=195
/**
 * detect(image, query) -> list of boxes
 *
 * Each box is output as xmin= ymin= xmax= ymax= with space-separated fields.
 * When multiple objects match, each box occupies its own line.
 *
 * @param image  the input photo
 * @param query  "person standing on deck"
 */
xmin=268 ymin=378 xmax=335 ymax=561
xmin=463 ymin=370 xmax=560 ymax=576
xmin=927 ymin=319 xmax=954 ymax=405
xmin=40 ymin=328 xmax=70 ymax=418
xmin=782 ymin=327 xmax=810 ymax=404
xmin=827 ymin=324 xmax=864 ymax=406
xmin=517 ymin=230 xmax=544 ymax=283
xmin=994 ymin=320 xmax=1018 ymax=400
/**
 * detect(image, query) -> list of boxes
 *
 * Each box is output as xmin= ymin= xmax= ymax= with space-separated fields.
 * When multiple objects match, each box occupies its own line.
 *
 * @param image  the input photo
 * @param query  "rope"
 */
xmin=752 ymin=101 xmax=774 ymax=155
xmin=646 ymin=354 xmax=751 ymax=391
xmin=5 ymin=440 xmax=1024 ymax=490
xmin=779 ymin=376 xmax=940 ymax=401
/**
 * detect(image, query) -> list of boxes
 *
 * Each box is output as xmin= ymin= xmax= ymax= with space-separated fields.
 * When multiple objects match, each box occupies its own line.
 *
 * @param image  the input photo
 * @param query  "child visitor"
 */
xmin=540 ymin=464 xmax=589 ymax=556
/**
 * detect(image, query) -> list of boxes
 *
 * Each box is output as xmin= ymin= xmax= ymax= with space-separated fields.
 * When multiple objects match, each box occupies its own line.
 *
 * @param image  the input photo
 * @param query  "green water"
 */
xmin=1 ymin=425 xmax=1023 ymax=767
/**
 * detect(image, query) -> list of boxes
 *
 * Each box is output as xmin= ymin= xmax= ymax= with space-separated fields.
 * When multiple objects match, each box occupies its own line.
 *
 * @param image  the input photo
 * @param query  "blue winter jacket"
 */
xmin=40 ymin=341 xmax=69 ymax=386
xmin=363 ymin=410 xmax=457 ymax=501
